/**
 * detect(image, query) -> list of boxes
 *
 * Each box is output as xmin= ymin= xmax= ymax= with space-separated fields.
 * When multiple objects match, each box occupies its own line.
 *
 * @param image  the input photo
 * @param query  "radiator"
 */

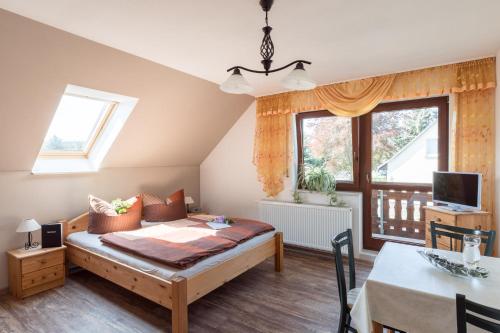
xmin=258 ymin=200 xmax=353 ymax=252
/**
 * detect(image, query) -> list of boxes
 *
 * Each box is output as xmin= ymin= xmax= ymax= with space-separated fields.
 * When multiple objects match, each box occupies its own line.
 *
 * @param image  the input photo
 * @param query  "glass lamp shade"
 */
xmin=184 ymin=196 xmax=195 ymax=205
xmin=282 ymin=63 xmax=316 ymax=91
xmin=220 ymin=69 xmax=253 ymax=94
xmin=16 ymin=219 xmax=41 ymax=233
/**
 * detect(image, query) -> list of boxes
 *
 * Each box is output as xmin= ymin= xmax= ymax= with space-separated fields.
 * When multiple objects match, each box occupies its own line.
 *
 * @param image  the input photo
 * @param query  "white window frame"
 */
xmin=32 ymin=85 xmax=138 ymax=174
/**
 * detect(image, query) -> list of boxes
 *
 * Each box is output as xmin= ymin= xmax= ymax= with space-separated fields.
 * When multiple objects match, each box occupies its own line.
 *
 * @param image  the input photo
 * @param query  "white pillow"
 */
xmin=88 ymin=195 xmax=118 ymax=216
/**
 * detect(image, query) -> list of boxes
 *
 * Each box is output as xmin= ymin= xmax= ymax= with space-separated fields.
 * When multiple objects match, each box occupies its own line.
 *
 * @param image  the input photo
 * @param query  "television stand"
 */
xmin=438 ymin=205 xmax=473 ymax=212
xmin=424 ymin=206 xmax=491 ymax=251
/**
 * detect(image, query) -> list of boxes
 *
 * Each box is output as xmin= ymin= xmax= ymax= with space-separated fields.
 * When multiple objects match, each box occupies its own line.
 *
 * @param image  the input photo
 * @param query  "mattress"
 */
xmin=66 ymin=220 xmax=275 ymax=281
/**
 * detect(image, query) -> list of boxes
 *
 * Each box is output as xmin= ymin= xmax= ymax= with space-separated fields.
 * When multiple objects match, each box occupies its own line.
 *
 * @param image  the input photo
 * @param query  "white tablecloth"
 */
xmin=350 ymin=242 xmax=500 ymax=333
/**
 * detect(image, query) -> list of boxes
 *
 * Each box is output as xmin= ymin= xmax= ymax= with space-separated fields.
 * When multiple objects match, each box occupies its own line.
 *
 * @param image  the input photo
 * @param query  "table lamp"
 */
xmin=16 ymin=218 xmax=41 ymax=250
xmin=185 ymin=196 xmax=194 ymax=213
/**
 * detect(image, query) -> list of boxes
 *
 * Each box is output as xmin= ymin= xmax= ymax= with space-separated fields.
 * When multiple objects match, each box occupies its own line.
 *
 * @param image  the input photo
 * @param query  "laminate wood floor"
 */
xmin=0 ymin=249 xmax=372 ymax=333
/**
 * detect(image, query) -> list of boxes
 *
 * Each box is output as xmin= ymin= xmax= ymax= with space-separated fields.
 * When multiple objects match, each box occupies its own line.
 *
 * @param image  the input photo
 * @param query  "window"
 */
xmin=40 ymin=94 xmax=116 ymax=156
xmin=33 ymin=85 xmax=138 ymax=174
xmin=295 ymin=98 xmax=449 ymax=250
xmin=296 ymin=111 xmax=359 ymax=190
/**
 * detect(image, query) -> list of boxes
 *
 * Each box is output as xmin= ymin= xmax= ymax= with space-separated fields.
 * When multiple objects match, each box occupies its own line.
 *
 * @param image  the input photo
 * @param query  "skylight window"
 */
xmin=40 ymin=94 xmax=115 ymax=156
xmin=33 ymin=85 xmax=138 ymax=174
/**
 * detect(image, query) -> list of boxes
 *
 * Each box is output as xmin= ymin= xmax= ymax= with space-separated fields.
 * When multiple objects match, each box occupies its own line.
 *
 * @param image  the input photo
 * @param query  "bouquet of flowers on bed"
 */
xmin=211 ymin=215 xmax=235 ymax=225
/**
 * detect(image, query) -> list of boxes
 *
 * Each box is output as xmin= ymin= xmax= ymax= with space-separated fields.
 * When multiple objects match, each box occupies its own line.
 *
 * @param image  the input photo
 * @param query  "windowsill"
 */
xmin=31 ymin=158 xmax=98 ymax=175
xmin=296 ymin=189 xmax=362 ymax=195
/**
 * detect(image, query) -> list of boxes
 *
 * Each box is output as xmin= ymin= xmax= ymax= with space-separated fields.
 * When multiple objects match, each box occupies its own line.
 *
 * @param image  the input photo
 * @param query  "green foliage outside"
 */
xmin=371 ymin=107 xmax=437 ymax=181
xmin=42 ymin=135 xmax=85 ymax=151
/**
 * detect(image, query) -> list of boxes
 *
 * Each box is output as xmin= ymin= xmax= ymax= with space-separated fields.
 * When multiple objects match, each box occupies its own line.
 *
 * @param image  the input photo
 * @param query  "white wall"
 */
xmin=201 ymin=102 xmax=367 ymax=258
xmin=0 ymin=166 xmax=199 ymax=289
xmin=200 ymin=102 xmax=265 ymax=220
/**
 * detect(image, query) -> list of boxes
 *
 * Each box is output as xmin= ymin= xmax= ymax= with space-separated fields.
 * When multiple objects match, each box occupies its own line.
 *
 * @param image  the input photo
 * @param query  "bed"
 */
xmin=62 ymin=213 xmax=283 ymax=333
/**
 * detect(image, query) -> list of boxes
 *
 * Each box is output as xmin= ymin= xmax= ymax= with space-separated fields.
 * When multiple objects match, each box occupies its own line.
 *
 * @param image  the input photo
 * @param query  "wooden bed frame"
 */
xmin=62 ymin=213 xmax=284 ymax=333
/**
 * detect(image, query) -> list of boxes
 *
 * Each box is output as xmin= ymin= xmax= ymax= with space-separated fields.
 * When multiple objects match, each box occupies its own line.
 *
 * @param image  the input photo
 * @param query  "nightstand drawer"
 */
xmin=22 ymin=264 xmax=64 ymax=290
xmin=22 ymin=250 xmax=64 ymax=274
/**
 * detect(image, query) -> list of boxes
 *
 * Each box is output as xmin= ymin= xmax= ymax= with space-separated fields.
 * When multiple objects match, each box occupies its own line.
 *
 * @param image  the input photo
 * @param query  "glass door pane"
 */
xmin=371 ymin=107 xmax=439 ymax=184
xmin=361 ymin=97 xmax=448 ymax=251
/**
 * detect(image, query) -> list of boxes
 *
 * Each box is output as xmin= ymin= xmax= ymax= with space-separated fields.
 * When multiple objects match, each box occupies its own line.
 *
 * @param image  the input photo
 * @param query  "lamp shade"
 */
xmin=282 ymin=63 xmax=316 ymax=91
xmin=184 ymin=196 xmax=195 ymax=205
xmin=220 ymin=69 xmax=253 ymax=94
xmin=16 ymin=219 xmax=41 ymax=233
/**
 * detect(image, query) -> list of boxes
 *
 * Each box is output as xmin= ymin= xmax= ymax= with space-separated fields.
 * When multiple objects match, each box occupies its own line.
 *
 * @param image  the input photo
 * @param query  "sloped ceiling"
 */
xmin=0 ymin=9 xmax=253 ymax=171
xmin=0 ymin=1 xmax=500 ymax=96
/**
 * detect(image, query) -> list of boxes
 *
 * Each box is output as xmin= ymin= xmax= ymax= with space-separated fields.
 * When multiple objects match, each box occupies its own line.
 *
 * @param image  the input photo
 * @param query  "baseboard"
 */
xmin=285 ymin=243 xmax=332 ymax=259
xmin=285 ymin=243 xmax=376 ymax=264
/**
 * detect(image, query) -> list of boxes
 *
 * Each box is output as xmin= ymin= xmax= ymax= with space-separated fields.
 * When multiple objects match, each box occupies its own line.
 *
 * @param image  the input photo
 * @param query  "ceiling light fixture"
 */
xmin=220 ymin=0 xmax=316 ymax=94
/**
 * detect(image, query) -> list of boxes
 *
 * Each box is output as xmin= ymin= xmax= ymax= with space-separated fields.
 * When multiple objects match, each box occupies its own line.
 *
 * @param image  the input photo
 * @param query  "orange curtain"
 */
xmin=451 ymin=89 xmax=495 ymax=215
xmin=254 ymin=57 xmax=496 ymax=199
xmin=253 ymin=112 xmax=291 ymax=197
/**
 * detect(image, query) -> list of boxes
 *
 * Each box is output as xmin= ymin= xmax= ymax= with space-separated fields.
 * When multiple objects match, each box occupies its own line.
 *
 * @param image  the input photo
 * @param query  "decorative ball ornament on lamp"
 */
xmin=220 ymin=0 xmax=316 ymax=94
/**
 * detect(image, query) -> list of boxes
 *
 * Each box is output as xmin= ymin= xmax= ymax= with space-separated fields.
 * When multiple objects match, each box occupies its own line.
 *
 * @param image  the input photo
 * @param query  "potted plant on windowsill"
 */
xmin=295 ymin=164 xmax=344 ymax=206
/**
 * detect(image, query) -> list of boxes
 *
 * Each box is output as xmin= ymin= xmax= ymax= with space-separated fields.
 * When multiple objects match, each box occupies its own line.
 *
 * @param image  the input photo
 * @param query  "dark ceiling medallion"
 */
xmin=220 ymin=0 xmax=315 ymax=94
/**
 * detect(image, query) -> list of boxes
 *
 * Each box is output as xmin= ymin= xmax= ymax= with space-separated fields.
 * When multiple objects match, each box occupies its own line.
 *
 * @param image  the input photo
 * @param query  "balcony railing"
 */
xmin=371 ymin=189 xmax=432 ymax=244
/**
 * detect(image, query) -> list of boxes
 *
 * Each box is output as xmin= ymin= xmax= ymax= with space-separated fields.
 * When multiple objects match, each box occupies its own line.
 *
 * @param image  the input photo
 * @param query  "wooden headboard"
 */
xmin=62 ymin=212 xmax=89 ymax=240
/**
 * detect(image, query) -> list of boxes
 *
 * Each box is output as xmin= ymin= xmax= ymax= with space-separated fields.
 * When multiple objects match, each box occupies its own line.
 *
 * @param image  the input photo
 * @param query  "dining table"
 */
xmin=350 ymin=242 xmax=500 ymax=333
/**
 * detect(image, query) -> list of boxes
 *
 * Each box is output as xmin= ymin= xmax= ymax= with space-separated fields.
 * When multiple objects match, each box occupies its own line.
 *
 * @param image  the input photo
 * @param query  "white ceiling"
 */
xmin=1 ymin=0 xmax=500 ymax=97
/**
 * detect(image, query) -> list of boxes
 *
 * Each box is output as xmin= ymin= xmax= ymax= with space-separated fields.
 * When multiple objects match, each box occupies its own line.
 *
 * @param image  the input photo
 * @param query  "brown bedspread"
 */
xmin=188 ymin=217 xmax=275 ymax=243
xmin=100 ymin=218 xmax=274 ymax=269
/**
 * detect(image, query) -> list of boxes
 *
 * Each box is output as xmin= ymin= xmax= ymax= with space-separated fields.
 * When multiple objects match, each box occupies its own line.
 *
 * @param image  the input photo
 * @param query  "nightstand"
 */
xmin=7 ymin=246 xmax=66 ymax=298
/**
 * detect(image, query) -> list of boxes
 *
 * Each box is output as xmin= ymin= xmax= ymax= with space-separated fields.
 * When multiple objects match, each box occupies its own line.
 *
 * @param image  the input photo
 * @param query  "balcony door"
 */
xmin=359 ymin=97 xmax=449 ymax=251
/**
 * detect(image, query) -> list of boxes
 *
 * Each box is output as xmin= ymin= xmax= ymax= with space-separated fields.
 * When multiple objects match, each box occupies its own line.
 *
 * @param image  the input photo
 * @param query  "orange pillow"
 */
xmin=142 ymin=189 xmax=187 ymax=222
xmin=88 ymin=196 xmax=142 ymax=234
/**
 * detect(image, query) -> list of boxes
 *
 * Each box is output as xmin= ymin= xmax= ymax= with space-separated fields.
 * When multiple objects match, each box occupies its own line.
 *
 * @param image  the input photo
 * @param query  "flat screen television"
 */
xmin=432 ymin=171 xmax=482 ymax=211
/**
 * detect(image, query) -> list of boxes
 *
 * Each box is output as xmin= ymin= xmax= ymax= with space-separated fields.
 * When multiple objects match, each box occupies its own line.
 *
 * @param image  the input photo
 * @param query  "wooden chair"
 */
xmin=430 ymin=221 xmax=496 ymax=256
xmin=332 ymin=229 xmax=358 ymax=333
xmin=456 ymin=294 xmax=500 ymax=332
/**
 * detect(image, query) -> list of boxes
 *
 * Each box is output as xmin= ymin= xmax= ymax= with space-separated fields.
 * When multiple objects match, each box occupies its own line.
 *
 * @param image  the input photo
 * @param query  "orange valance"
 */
xmin=315 ymin=75 xmax=395 ymax=117
xmin=256 ymin=57 xmax=496 ymax=117
xmin=253 ymin=57 xmax=496 ymax=198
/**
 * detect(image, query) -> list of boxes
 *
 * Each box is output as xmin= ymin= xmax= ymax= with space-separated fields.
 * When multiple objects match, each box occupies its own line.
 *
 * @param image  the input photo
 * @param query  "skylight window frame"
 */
xmin=38 ymin=94 xmax=118 ymax=159
xmin=32 ymin=84 xmax=138 ymax=175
